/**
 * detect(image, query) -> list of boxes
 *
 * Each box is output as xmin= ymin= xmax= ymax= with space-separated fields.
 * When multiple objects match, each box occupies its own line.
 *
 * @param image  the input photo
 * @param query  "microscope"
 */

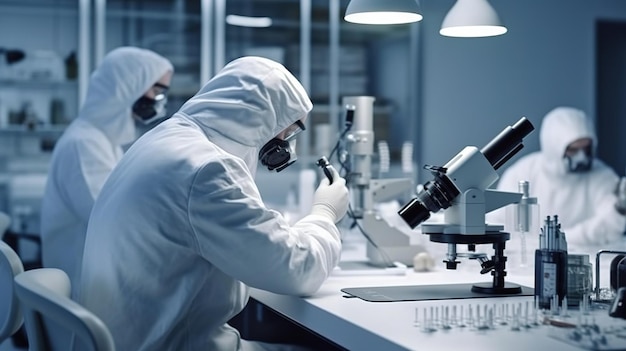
xmin=341 ymin=96 xmax=426 ymax=267
xmin=398 ymin=117 xmax=535 ymax=294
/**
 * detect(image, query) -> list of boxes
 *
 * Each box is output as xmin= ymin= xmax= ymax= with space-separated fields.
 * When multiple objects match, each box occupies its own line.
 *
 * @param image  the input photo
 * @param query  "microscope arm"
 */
xmin=484 ymin=189 xmax=522 ymax=213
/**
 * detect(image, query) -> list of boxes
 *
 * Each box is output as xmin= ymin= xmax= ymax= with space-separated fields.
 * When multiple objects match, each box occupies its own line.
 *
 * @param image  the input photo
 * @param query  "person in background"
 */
xmin=491 ymin=106 xmax=626 ymax=246
xmin=78 ymin=56 xmax=349 ymax=351
xmin=40 ymin=46 xmax=174 ymax=293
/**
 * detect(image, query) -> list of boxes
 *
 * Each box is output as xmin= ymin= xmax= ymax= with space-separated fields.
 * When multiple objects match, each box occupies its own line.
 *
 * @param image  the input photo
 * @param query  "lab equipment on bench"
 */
xmin=398 ymin=116 xmax=535 ymax=294
xmin=507 ymin=180 xmax=539 ymax=269
xmin=594 ymin=249 xmax=626 ymax=303
xmin=534 ymin=215 xmax=568 ymax=309
xmin=333 ymin=96 xmax=426 ymax=267
xmin=567 ymin=253 xmax=592 ymax=307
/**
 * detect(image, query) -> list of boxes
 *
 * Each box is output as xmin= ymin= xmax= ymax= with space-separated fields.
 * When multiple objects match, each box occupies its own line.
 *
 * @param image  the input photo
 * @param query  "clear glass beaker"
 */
xmin=567 ymin=254 xmax=593 ymax=306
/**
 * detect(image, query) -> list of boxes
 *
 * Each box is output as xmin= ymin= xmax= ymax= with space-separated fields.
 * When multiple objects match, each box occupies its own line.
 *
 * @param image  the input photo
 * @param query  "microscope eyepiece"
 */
xmin=398 ymin=116 xmax=535 ymax=230
xmin=481 ymin=117 xmax=534 ymax=170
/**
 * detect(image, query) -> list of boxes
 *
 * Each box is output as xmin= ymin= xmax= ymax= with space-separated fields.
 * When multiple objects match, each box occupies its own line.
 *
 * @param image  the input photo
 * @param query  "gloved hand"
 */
xmin=615 ymin=177 xmax=626 ymax=215
xmin=311 ymin=166 xmax=349 ymax=223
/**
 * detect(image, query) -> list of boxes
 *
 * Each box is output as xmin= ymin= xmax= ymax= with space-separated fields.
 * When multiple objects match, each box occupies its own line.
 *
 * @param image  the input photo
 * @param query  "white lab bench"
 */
xmin=248 ymin=230 xmax=626 ymax=351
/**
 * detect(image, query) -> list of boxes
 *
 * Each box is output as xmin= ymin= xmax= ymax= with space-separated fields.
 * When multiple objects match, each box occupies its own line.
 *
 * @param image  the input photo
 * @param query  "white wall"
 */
xmin=411 ymin=0 xmax=626 ymax=181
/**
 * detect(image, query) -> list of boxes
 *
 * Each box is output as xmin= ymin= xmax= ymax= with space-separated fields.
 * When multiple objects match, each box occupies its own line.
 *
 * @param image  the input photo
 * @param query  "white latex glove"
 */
xmin=311 ymin=166 xmax=349 ymax=223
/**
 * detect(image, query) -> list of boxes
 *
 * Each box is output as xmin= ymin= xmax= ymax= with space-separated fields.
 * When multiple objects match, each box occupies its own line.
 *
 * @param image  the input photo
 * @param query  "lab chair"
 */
xmin=0 ymin=241 xmax=24 ymax=342
xmin=14 ymin=268 xmax=115 ymax=351
xmin=0 ymin=211 xmax=42 ymax=271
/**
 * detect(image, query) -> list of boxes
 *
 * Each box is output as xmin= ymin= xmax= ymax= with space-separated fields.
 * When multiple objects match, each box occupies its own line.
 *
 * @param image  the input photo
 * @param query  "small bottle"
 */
xmin=49 ymin=98 xmax=65 ymax=125
xmin=65 ymin=51 xmax=78 ymax=80
xmin=22 ymin=102 xmax=38 ymax=130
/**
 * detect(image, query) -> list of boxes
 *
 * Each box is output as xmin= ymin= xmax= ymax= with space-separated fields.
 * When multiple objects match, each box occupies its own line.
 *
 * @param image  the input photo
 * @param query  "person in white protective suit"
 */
xmin=491 ymin=106 xmax=626 ymax=246
xmin=78 ymin=56 xmax=349 ymax=351
xmin=40 ymin=47 xmax=173 ymax=293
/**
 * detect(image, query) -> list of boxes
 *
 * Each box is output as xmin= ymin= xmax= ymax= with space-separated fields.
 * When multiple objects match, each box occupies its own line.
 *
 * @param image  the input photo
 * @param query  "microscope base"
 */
xmin=425 ymin=231 xmax=517 ymax=295
xmin=427 ymin=232 xmax=510 ymax=244
xmin=471 ymin=282 xmax=522 ymax=295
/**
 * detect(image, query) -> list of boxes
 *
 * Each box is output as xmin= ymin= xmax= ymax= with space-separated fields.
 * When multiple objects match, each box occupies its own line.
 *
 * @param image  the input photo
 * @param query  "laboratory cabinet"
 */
xmin=0 ymin=0 xmax=81 ymax=157
xmin=0 ymin=0 xmax=82 ymax=264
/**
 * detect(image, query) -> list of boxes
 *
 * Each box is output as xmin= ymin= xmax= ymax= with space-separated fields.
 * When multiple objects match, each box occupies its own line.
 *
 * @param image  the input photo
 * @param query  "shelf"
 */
xmin=0 ymin=80 xmax=77 ymax=90
xmin=0 ymin=126 xmax=66 ymax=136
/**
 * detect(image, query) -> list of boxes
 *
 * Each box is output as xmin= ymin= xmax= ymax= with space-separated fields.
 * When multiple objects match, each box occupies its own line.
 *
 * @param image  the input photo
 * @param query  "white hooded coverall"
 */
xmin=40 ymin=47 xmax=173 ymax=290
xmin=493 ymin=107 xmax=626 ymax=245
xmin=78 ymin=57 xmax=342 ymax=351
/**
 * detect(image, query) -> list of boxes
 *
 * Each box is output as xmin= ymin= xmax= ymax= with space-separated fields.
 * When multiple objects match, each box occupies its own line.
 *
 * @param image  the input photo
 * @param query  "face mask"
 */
xmin=258 ymin=138 xmax=297 ymax=172
xmin=563 ymin=148 xmax=592 ymax=173
xmin=132 ymin=94 xmax=168 ymax=125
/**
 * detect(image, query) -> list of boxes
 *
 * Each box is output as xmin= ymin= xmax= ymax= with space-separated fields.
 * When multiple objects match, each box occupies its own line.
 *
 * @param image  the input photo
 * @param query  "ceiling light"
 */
xmin=226 ymin=15 xmax=272 ymax=28
xmin=344 ymin=0 xmax=422 ymax=25
xmin=440 ymin=0 xmax=507 ymax=38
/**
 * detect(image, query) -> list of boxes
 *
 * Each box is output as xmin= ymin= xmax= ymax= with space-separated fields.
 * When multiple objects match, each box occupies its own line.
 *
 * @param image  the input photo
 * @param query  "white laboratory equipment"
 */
xmin=398 ymin=117 xmax=535 ymax=294
xmin=338 ymin=96 xmax=426 ymax=267
xmin=505 ymin=180 xmax=539 ymax=270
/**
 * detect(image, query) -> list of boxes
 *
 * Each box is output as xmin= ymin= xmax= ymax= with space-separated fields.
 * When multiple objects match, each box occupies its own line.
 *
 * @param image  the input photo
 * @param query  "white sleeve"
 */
xmin=564 ymin=167 xmax=626 ymax=245
xmin=188 ymin=158 xmax=341 ymax=296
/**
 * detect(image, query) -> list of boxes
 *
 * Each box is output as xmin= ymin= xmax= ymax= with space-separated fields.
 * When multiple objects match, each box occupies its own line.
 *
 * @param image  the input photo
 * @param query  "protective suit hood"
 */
xmin=177 ymin=56 xmax=313 ymax=171
xmin=78 ymin=46 xmax=174 ymax=146
xmin=539 ymin=106 xmax=597 ymax=175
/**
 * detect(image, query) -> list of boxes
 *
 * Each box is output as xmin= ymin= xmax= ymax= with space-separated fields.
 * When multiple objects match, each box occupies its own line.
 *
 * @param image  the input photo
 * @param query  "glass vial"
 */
xmin=506 ymin=180 xmax=539 ymax=270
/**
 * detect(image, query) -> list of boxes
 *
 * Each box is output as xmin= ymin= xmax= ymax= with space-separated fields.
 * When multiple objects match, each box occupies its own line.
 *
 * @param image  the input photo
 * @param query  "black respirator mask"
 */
xmin=258 ymin=120 xmax=305 ymax=173
xmin=563 ymin=145 xmax=593 ymax=173
xmin=132 ymin=83 xmax=169 ymax=125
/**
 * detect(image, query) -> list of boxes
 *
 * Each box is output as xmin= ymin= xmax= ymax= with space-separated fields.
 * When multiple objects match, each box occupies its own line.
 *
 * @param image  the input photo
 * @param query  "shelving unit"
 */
xmin=0 ymin=0 xmax=82 ymax=157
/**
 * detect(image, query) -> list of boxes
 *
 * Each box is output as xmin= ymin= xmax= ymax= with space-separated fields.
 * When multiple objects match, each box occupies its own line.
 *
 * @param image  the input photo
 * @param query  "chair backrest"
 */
xmin=0 ymin=240 xmax=24 ymax=341
xmin=14 ymin=268 xmax=115 ymax=351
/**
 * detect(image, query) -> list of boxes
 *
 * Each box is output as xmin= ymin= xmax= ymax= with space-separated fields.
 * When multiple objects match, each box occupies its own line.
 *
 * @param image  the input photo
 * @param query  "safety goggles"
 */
xmin=283 ymin=120 xmax=306 ymax=141
xmin=150 ymin=82 xmax=169 ymax=99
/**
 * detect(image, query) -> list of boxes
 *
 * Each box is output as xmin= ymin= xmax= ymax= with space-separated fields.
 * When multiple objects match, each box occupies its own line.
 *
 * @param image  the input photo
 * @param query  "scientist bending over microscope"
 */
xmin=78 ymin=56 xmax=349 ymax=351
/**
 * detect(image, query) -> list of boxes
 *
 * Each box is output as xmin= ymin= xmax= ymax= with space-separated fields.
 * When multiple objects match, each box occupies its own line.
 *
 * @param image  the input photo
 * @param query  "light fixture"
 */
xmin=225 ymin=14 xmax=272 ymax=28
xmin=344 ymin=0 xmax=422 ymax=25
xmin=440 ymin=0 xmax=507 ymax=38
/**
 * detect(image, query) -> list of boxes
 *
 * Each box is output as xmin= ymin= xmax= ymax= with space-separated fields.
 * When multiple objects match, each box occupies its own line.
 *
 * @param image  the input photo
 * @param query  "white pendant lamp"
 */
xmin=440 ymin=0 xmax=507 ymax=38
xmin=226 ymin=14 xmax=272 ymax=28
xmin=344 ymin=0 xmax=423 ymax=25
